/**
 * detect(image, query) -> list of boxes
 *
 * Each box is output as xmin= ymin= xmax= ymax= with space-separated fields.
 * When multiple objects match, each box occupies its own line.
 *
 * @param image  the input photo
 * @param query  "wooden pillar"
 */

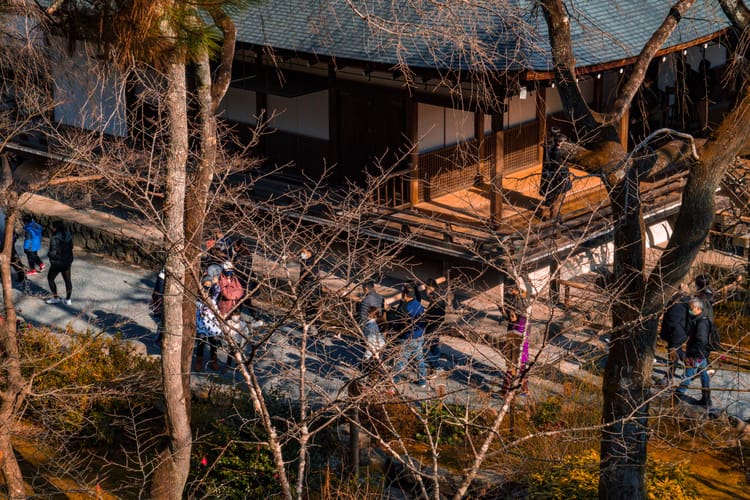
xmin=490 ymin=130 xmax=504 ymax=224
xmin=536 ymin=88 xmax=547 ymax=167
xmin=406 ymin=98 xmax=419 ymax=207
xmin=474 ymin=111 xmax=485 ymax=184
xmin=619 ymin=106 xmax=630 ymax=149
xmin=593 ymin=74 xmax=603 ymax=111
xmin=328 ymin=63 xmax=339 ymax=172
xmin=255 ymin=53 xmax=267 ymax=119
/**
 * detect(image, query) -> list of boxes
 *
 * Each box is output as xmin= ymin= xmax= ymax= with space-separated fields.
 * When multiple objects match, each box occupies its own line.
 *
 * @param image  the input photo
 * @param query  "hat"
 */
xmin=222 ymin=261 xmax=234 ymax=271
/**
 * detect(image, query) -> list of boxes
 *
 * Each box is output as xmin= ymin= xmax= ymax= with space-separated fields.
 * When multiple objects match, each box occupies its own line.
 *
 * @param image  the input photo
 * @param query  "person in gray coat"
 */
xmin=359 ymin=280 xmax=384 ymax=327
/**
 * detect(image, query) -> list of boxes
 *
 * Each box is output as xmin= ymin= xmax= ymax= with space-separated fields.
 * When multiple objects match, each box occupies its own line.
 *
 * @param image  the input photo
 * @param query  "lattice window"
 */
xmin=504 ymin=121 xmax=540 ymax=174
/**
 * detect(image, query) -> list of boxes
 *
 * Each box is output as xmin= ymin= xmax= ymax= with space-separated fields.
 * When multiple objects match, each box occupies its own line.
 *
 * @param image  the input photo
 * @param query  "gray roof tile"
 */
xmin=233 ymin=0 xmax=730 ymax=71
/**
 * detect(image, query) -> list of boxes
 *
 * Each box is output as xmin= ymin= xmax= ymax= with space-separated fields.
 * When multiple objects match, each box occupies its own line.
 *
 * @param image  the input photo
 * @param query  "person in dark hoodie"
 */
xmin=45 ymin=221 xmax=74 ymax=305
xmin=657 ymin=288 xmax=691 ymax=385
xmin=675 ymin=297 xmax=713 ymax=407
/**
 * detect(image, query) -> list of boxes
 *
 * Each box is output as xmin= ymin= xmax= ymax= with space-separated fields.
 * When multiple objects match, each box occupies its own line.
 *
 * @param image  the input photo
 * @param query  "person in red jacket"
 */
xmin=217 ymin=262 xmax=244 ymax=318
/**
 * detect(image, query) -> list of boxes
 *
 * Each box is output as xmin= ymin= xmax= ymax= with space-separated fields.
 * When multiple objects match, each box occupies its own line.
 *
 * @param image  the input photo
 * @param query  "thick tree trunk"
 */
xmin=0 ymin=203 xmax=28 ymax=499
xmin=599 ymin=144 xmax=651 ymax=500
xmin=180 ymin=50 xmax=217 ymax=406
xmin=150 ymin=60 xmax=191 ymax=500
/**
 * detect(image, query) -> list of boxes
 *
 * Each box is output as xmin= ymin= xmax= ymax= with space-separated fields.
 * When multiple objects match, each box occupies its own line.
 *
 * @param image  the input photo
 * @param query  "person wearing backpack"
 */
xmin=694 ymin=274 xmax=715 ymax=323
xmin=657 ymin=291 xmax=691 ymax=385
xmin=675 ymin=297 xmax=713 ymax=407
xmin=21 ymin=214 xmax=44 ymax=276
xmin=45 ymin=221 xmax=74 ymax=305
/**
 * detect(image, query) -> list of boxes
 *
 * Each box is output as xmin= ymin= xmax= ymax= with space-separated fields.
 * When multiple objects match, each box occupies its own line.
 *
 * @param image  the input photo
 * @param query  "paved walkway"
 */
xmin=4 ymin=227 xmax=748 ymax=425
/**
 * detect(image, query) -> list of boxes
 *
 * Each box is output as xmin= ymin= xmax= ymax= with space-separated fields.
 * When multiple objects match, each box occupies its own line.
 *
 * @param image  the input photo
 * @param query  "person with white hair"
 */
xmin=675 ymin=297 xmax=713 ymax=407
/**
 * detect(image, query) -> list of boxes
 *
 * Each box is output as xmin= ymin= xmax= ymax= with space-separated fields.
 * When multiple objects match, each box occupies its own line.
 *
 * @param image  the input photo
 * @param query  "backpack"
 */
xmin=706 ymin=319 xmax=722 ymax=352
xmin=659 ymin=297 xmax=689 ymax=343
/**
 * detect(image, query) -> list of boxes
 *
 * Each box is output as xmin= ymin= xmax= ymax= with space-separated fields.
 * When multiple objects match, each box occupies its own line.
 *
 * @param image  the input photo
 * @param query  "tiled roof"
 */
xmin=232 ymin=0 xmax=730 ymax=71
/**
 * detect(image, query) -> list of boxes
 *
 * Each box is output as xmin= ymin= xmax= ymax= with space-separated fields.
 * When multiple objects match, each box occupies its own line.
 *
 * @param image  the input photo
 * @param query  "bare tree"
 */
xmin=537 ymin=0 xmax=750 ymax=497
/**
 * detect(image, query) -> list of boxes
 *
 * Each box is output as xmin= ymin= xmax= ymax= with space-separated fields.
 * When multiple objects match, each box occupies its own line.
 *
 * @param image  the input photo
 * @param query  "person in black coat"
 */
xmin=423 ymin=279 xmax=447 ymax=374
xmin=658 ymin=291 xmax=691 ymax=384
xmin=45 ymin=221 xmax=74 ymax=305
xmin=675 ymin=297 xmax=713 ymax=407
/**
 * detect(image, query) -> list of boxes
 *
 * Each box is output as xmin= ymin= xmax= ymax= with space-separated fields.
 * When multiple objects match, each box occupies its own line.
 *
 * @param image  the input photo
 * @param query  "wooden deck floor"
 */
xmin=414 ymin=165 xmax=606 ymax=230
xmin=250 ymin=164 xmax=689 ymax=265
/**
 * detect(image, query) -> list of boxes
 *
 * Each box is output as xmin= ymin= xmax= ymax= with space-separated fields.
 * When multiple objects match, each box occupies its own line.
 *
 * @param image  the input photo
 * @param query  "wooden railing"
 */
xmin=418 ymin=139 xmax=483 ymax=201
xmin=369 ymin=168 xmax=411 ymax=208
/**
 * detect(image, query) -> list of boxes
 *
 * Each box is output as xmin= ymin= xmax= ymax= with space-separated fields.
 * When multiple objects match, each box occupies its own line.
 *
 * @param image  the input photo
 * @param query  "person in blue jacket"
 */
xmin=22 ymin=214 xmax=44 ymax=276
xmin=393 ymin=285 xmax=428 ymax=387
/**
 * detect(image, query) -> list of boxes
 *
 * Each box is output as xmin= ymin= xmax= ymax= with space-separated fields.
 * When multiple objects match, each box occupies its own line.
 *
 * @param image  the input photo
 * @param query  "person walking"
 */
xmin=675 ymin=297 xmax=713 ymax=407
xmin=359 ymin=280 xmax=385 ymax=327
xmin=217 ymin=261 xmax=245 ymax=318
xmin=393 ymin=285 xmax=427 ymax=387
xmin=501 ymin=283 xmax=530 ymax=395
xmin=658 ymin=289 xmax=691 ymax=385
xmin=22 ymin=215 xmax=44 ymax=276
xmin=424 ymin=279 xmax=447 ymax=376
xmin=363 ymin=306 xmax=386 ymax=362
xmin=45 ymin=221 xmax=74 ymax=305
xmin=195 ymin=276 xmax=223 ymax=372
xmin=694 ymin=274 xmax=715 ymax=323
xmin=1 ymin=210 xmax=26 ymax=284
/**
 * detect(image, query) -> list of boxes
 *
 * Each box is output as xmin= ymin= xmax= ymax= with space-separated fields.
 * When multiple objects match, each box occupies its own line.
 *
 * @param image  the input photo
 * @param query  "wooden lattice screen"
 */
xmin=503 ymin=121 xmax=540 ymax=173
xmin=418 ymin=139 xmax=481 ymax=201
xmin=416 ymin=121 xmax=540 ymax=202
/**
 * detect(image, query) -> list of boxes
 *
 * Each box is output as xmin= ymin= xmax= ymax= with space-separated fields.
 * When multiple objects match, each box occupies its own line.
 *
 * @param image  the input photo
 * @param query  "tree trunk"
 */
xmin=150 ymin=59 xmax=191 ymax=500
xmin=0 ymin=202 xmax=28 ymax=499
xmin=180 ymin=50 xmax=217 ymax=409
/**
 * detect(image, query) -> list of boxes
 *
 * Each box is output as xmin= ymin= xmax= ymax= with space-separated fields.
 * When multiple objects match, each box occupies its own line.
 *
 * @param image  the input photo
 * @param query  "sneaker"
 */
xmin=26 ymin=269 xmax=38 ymax=277
xmin=416 ymin=380 xmax=428 ymax=388
xmin=250 ymin=319 xmax=265 ymax=328
xmin=39 ymin=263 xmax=45 ymax=271
xmin=46 ymin=297 xmax=61 ymax=304
xmin=63 ymin=299 xmax=72 ymax=305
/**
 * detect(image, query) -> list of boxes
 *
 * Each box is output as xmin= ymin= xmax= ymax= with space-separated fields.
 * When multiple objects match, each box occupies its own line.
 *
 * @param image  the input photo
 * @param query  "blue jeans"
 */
xmin=395 ymin=337 xmax=427 ymax=382
xmin=676 ymin=358 xmax=710 ymax=393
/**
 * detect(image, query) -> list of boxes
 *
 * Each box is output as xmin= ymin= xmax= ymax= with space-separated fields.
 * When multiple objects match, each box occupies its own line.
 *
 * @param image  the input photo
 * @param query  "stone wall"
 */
xmin=21 ymin=194 xmax=165 ymax=269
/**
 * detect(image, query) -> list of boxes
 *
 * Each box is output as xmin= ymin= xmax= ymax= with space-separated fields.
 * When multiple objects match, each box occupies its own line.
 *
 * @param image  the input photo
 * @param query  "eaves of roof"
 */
xmin=232 ymin=0 xmax=731 ymax=73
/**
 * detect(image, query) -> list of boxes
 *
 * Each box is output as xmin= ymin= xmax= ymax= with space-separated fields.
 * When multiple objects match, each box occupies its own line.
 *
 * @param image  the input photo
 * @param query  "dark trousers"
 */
xmin=25 ymin=250 xmax=43 ymax=270
xmin=195 ymin=335 xmax=220 ymax=360
xmin=47 ymin=264 xmax=72 ymax=299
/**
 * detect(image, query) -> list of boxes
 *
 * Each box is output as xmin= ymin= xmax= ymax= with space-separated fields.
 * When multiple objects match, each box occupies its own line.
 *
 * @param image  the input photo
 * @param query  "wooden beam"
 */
xmin=406 ymin=98 xmax=419 ymax=207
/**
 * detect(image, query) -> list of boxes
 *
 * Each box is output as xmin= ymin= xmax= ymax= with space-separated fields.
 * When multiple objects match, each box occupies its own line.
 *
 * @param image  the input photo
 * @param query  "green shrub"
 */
xmin=527 ymin=449 xmax=698 ymax=499
xmin=189 ymin=413 xmax=285 ymax=499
